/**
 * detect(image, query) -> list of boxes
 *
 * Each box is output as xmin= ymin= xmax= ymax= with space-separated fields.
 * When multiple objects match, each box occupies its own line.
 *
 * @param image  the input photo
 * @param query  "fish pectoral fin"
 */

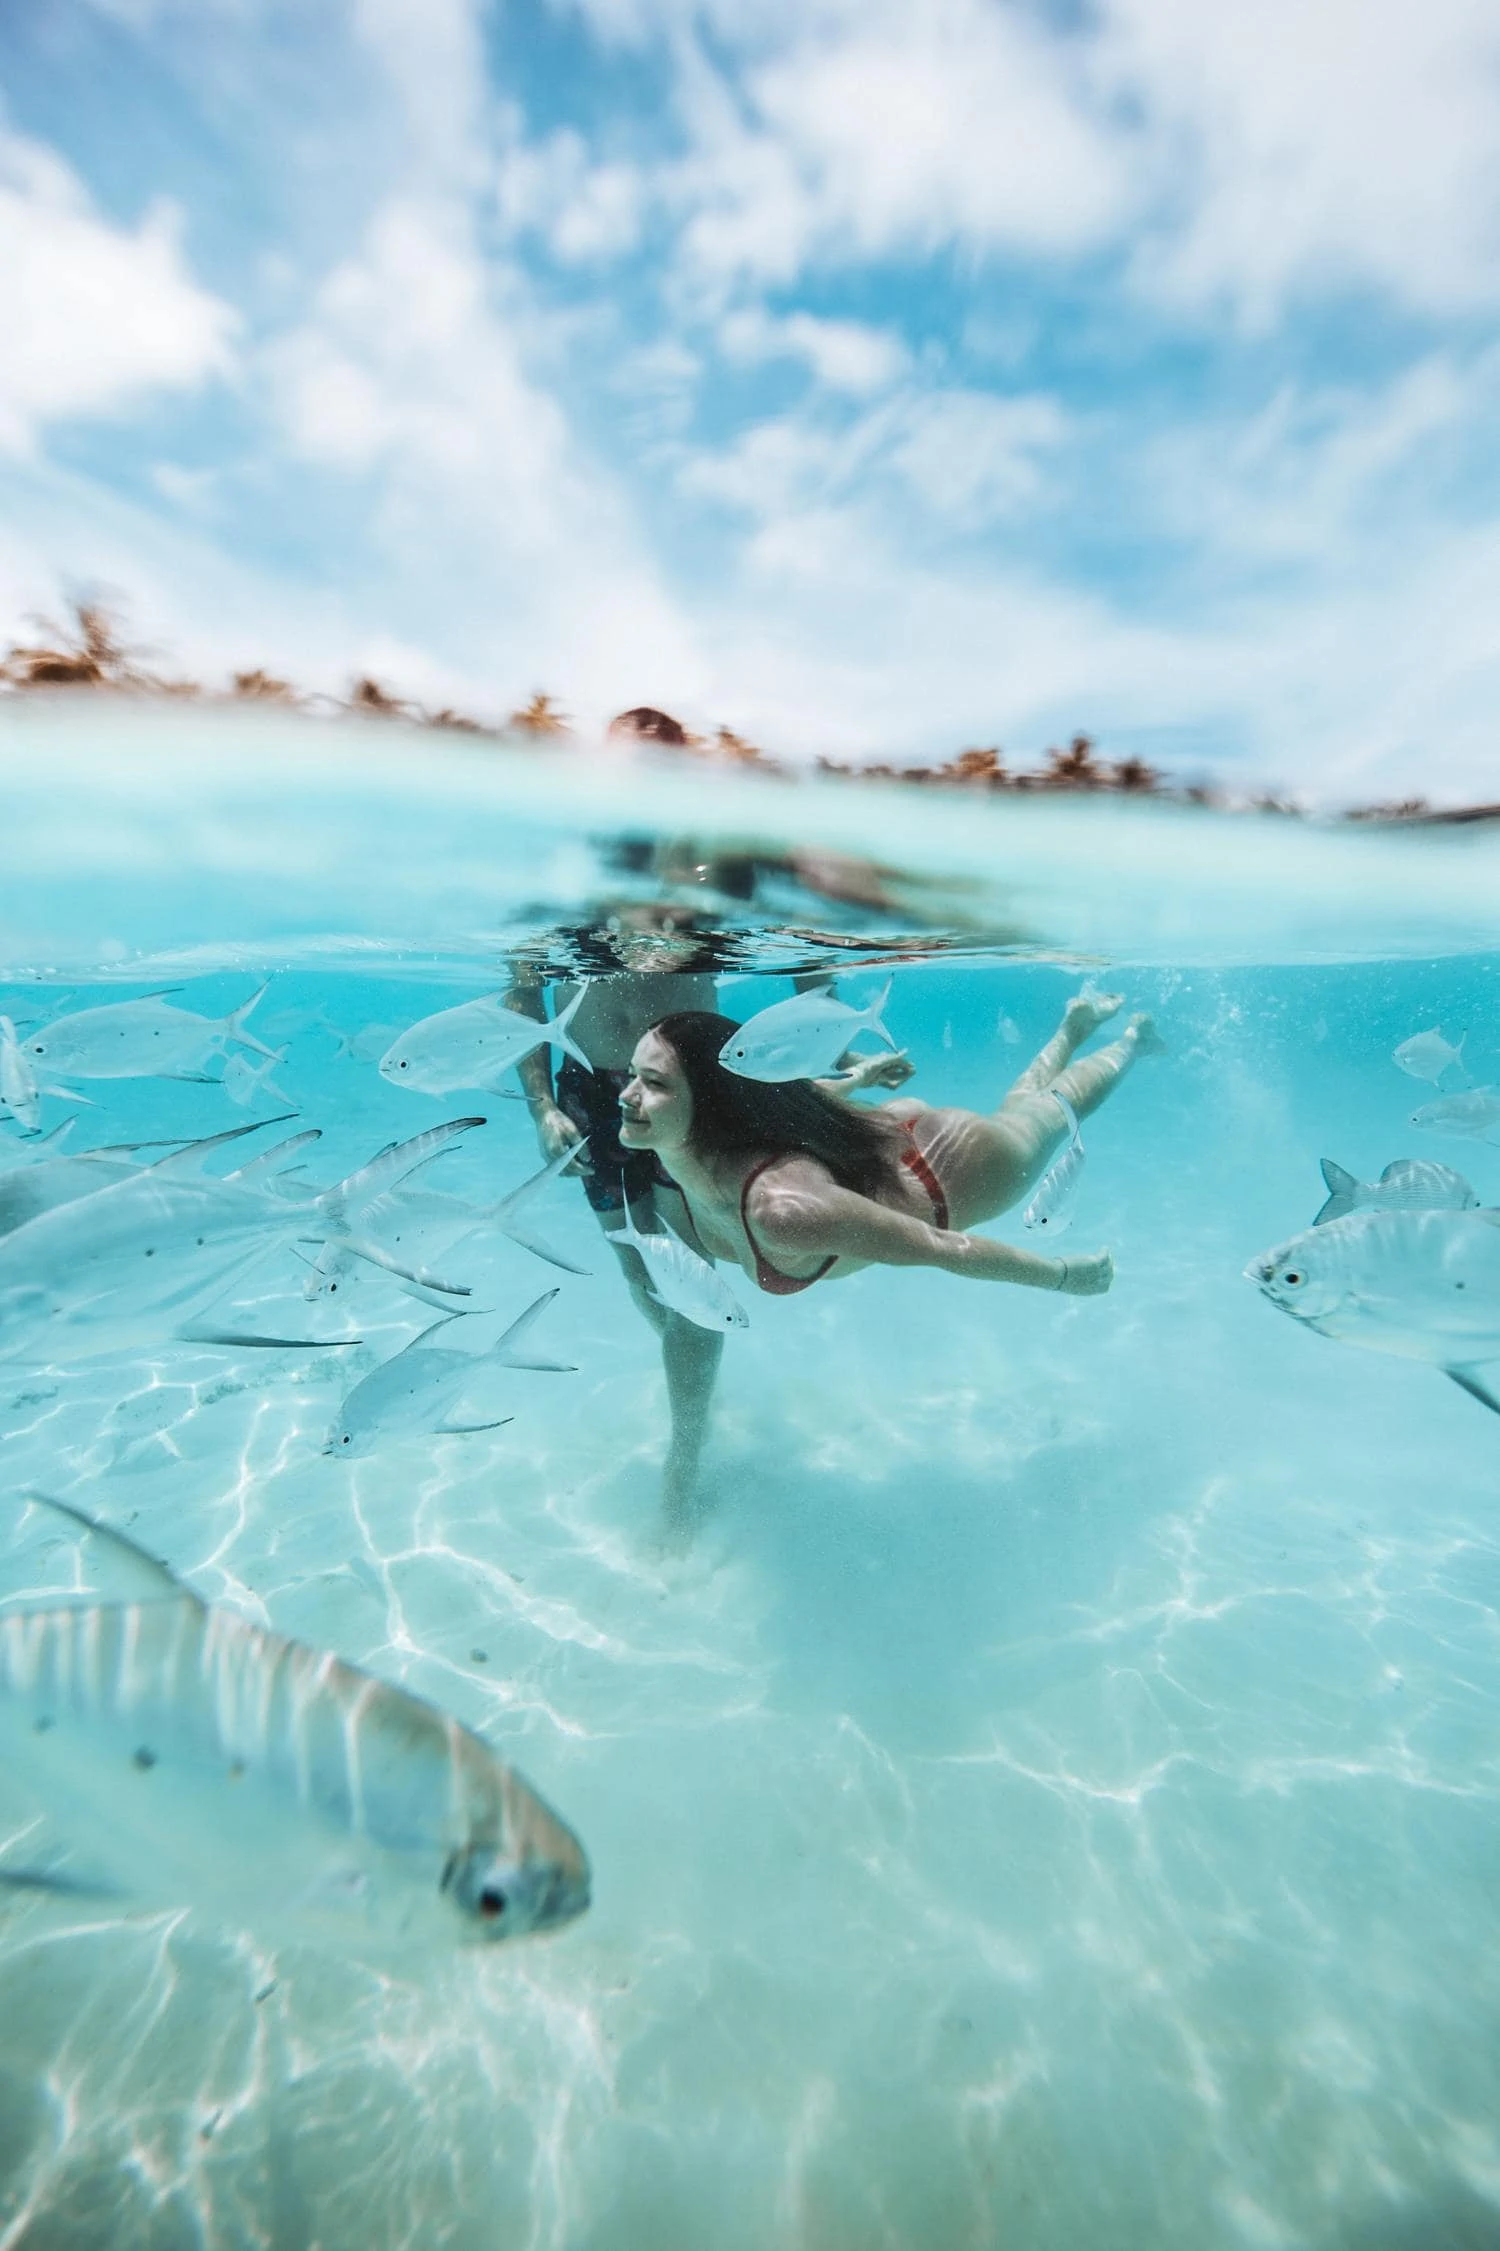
xmin=1445 ymin=1365 xmax=1500 ymax=1417
xmin=178 ymin=1325 xmax=362 ymax=1351
xmin=332 ymin=1233 xmax=473 ymax=1297
xmin=437 ymin=1416 xmax=515 ymax=1435
xmin=494 ymin=1218 xmax=592 ymax=1276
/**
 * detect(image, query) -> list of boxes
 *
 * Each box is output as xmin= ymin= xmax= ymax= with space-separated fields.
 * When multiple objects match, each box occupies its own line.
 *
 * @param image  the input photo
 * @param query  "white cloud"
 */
xmin=1100 ymin=0 xmax=1500 ymax=322
xmin=496 ymin=124 xmax=646 ymax=262
xmin=887 ymin=392 xmax=1069 ymax=523
xmin=266 ymin=194 xmax=707 ymax=710
xmin=719 ymin=306 xmax=909 ymax=395
xmin=665 ymin=0 xmax=1133 ymax=286
xmin=679 ymin=383 xmax=1068 ymax=528
xmin=0 ymin=132 xmax=235 ymax=455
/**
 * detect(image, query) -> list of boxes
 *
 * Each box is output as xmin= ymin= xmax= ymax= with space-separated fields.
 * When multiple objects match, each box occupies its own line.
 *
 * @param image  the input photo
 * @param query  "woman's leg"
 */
xmin=1002 ymin=987 xmax=1123 ymax=1101
xmin=921 ymin=1007 xmax=1162 ymax=1225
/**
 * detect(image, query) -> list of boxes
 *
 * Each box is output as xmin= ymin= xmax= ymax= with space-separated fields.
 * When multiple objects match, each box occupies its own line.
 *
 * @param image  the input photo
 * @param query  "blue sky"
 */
xmin=3 ymin=0 xmax=1500 ymax=798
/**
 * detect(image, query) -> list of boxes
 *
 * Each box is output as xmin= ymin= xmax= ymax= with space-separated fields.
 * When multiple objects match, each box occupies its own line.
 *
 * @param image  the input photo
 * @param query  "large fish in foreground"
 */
xmin=0 ymin=1496 xmax=589 ymax=1954
xmin=1245 ymin=1207 xmax=1500 ymax=1414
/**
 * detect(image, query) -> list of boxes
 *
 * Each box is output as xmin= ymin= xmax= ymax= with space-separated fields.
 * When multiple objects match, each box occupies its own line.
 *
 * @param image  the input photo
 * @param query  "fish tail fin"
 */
xmin=492 ymin=1287 xmax=576 ymax=1371
xmin=224 ymin=982 xmax=282 ymax=1063
xmin=487 ymin=1140 xmax=592 ymax=1273
xmin=548 ymin=987 xmax=592 ymax=1069
xmin=865 ymin=974 xmax=898 ymax=1051
xmin=1313 ymin=1157 xmax=1357 ymax=1226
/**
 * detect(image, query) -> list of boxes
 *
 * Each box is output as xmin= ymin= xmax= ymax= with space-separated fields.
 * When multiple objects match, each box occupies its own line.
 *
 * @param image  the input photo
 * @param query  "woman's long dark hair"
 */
xmin=649 ymin=1012 xmax=904 ymax=1198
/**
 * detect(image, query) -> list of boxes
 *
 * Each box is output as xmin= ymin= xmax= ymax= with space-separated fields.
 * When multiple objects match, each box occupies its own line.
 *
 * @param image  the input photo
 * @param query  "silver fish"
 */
xmin=718 ymin=978 xmax=895 ymax=1083
xmin=1410 ymin=1088 xmax=1500 ymax=1144
xmin=1023 ymin=1093 xmax=1084 ymax=1235
xmin=379 ymin=989 xmax=589 ymax=1096
xmin=1245 ymin=1206 xmax=1500 ymax=1414
xmin=325 ymin=1292 xmax=575 ymax=1457
xmin=304 ymin=1141 xmax=591 ymax=1304
xmin=0 ymin=1117 xmax=481 ymax=1365
xmin=617 ymin=1199 xmax=748 ymax=1331
xmin=0 ymin=1495 xmax=589 ymax=1953
xmin=0 ymin=1017 xmax=41 ymax=1133
xmin=23 ymin=985 xmax=281 ymax=1083
xmin=1313 ymin=1156 xmax=1479 ymax=1226
xmin=222 ymin=1046 xmax=293 ymax=1110
xmin=1393 ymin=1027 xmax=1467 ymax=1086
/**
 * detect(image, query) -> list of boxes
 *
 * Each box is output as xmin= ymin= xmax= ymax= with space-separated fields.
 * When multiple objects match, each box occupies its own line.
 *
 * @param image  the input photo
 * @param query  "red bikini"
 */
xmin=739 ymin=1126 xmax=950 ymax=1296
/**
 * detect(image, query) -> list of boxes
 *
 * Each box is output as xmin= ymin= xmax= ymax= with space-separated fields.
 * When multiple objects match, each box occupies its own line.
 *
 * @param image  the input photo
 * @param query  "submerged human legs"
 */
xmin=913 ymin=990 xmax=1164 ymax=1228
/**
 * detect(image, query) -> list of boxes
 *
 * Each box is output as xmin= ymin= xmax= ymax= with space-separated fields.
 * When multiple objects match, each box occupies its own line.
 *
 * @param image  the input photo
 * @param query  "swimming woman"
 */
xmin=619 ymin=989 xmax=1161 ymax=1308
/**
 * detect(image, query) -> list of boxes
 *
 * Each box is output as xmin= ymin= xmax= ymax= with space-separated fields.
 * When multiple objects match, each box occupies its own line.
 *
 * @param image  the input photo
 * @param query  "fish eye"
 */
xmin=340 ymin=1433 xmax=351 ymax=1445
xmin=397 ymin=1059 xmax=408 ymax=1069
xmin=478 ymin=1885 xmax=507 ymax=1920
xmin=1282 ymin=1269 xmax=1304 ymax=1286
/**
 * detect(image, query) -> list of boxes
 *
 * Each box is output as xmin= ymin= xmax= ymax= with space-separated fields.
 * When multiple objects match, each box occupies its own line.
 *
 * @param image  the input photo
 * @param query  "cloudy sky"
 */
xmin=3 ymin=0 xmax=1500 ymax=797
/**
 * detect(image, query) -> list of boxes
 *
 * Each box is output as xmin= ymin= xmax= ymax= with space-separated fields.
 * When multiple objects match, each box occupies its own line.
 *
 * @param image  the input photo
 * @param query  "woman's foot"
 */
xmin=1123 ymin=1012 xmax=1168 ymax=1057
xmin=1064 ymin=988 xmax=1124 ymax=1042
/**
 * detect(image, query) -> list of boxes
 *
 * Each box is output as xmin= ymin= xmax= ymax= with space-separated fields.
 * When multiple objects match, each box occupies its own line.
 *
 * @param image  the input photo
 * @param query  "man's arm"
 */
xmin=505 ymin=965 xmax=587 ymax=1165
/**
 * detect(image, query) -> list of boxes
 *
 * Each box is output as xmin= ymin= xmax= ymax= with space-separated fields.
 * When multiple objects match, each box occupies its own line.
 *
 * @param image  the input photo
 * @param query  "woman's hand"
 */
xmin=1054 ymin=1249 xmax=1113 ymax=1295
xmin=533 ymin=1102 xmax=590 ymax=1170
xmin=833 ymin=1049 xmax=916 ymax=1092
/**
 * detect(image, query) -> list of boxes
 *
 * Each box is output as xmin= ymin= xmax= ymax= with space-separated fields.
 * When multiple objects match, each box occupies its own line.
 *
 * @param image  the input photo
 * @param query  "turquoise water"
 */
xmin=1 ymin=706 xmax=1499 ymax=2250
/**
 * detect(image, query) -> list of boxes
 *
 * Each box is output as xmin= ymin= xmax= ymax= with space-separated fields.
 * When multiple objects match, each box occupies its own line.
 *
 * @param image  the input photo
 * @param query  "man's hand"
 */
xmin=534 ymin=1103 xmax=591 ymax=1170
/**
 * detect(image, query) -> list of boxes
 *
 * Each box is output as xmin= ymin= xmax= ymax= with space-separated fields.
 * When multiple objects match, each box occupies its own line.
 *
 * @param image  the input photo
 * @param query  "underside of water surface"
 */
xmin=0 ymin=703 xmax=1498 ymax=2251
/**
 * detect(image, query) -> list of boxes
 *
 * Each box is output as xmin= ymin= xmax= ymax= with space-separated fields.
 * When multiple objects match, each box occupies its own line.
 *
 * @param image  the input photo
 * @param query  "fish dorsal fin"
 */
xmin=7 ymin=1493 xmax=193 ymax=1607
xmin=146 ymin=1115 xmax=298 ymax=1175
xmin=327 ymin=1117 xmax=486 ymax=1213
xmin=226 ymin=1128 xmax=323 ymax=1184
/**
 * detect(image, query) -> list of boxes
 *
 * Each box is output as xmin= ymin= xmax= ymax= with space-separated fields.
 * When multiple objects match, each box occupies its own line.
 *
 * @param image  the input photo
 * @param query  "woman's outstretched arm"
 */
xmin=752 ymin=1176 xmax=1112 ymax=1295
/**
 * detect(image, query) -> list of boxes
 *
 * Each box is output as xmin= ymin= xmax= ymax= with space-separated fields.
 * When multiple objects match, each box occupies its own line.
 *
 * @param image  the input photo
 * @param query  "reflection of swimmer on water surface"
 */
xmin=617 ymin=989 xmax=1163 ymax=1305
xmin=504 ymin=906 xmax=912 ymax=1536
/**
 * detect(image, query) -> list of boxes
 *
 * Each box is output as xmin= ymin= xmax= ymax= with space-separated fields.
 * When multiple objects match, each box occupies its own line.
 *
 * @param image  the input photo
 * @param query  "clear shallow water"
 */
xmin=1 ymin=707 xmax=1499 ymax=2251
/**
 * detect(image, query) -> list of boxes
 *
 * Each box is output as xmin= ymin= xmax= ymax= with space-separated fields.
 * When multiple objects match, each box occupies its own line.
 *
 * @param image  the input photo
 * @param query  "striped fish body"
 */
xmin=0 ymin=1595 xmax=589 ymax=1954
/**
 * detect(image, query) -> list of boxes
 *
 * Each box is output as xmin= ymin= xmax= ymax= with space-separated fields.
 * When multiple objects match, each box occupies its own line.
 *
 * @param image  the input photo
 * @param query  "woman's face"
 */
xmin=619 ymin=1030 xmax=693 ymax=1154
